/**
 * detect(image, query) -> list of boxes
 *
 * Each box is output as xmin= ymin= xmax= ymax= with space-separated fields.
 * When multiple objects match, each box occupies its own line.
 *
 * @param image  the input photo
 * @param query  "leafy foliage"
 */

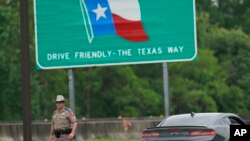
xmin=1 ymin=0 xmax=250 ymax=120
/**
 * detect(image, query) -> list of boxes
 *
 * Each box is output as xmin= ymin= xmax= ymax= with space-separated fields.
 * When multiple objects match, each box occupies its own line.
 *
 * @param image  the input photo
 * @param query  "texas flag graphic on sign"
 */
xmin=80 ymin=0 xmax=149 ymax=43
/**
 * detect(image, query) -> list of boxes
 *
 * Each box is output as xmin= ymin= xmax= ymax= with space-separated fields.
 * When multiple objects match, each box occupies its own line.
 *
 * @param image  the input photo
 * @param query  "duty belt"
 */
xmin=54 ymin=127 xmax=72 ymax=138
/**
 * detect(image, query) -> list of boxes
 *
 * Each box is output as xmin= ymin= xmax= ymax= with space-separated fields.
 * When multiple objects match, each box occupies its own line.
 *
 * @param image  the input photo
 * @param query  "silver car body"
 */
xmin=141 ymin=112 xmax=247 ymax=141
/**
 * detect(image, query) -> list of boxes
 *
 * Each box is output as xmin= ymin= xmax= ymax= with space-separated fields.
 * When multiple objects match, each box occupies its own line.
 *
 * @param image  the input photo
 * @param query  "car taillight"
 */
xmin=189 ymin=129 xmax=215 ymax=136
xmin=141 ymin=132 xmax=160 ymax=138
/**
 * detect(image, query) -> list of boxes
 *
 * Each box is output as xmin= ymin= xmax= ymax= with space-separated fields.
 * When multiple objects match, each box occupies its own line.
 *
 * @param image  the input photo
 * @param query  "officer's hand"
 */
xmin=68 ymin=133 xmax=74 ymax=140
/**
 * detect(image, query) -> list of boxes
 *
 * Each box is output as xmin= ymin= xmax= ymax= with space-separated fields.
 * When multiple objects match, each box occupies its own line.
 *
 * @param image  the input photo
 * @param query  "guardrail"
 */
xmin=0 ymin=118 xmax=162 ymax=141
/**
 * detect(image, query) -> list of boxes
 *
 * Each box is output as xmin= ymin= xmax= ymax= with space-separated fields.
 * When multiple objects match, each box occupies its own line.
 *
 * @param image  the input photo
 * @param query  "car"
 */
xmin=141 ymin=112 xmax=247 ymax=141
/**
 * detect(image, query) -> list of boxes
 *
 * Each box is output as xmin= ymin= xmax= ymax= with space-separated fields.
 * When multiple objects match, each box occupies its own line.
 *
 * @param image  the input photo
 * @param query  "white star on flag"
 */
xmin=92 ymin=3 xmax=107 ymax=21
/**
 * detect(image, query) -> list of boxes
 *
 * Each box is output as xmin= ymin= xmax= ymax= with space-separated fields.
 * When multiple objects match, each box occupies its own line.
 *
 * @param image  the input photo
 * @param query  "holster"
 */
xmin=54 ymin=130 xmax=61 ymax=138
xmin=65 ymin=127 xmax=72 ymax=134
xmin=65 ymin=128 xmax=76 ymax=139
xmin=54 ymin=127 xmax=72 ymax=138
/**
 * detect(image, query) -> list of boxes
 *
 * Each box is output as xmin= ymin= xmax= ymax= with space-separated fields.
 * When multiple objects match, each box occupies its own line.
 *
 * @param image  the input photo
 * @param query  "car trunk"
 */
xmin=141 ymin=126 xmax=216 ymax=141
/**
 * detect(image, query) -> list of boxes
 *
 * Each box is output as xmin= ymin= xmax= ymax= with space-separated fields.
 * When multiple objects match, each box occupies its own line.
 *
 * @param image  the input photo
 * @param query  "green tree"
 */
xmin=75 ymin=66 xmax=163 ymax=118
xmin=2 ymin=0 xmax=250 ymax=121
xmin=0 ymin=1 xmax=22 ymax=120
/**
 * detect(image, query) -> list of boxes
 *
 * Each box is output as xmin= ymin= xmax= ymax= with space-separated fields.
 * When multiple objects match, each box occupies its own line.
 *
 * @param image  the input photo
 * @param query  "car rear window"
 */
xmin=159 ymin=114 xmax=218 ymax=126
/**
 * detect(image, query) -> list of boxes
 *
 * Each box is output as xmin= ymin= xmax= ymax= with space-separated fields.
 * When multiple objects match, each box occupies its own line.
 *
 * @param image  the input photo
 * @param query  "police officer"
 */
xmin=49 ymin=95 xmax=78 ymax=141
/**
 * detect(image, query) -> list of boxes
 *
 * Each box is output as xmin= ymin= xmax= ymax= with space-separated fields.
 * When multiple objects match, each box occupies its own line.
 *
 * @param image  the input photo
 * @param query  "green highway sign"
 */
xmin=34 ymin=0 xmax=197 ymax=69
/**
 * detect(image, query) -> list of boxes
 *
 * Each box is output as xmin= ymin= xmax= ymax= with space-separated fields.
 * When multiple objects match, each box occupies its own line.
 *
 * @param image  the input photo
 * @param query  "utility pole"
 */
xmin=20 ymin=0 xmax=32 ymax=140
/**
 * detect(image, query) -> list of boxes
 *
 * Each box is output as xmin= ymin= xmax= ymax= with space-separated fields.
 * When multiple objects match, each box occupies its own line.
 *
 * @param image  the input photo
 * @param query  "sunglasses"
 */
xmin=56 ymin=101 xmax=64 ymax=104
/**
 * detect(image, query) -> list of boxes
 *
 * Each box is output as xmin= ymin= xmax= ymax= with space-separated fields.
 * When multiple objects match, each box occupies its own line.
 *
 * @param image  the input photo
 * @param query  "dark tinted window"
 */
xmin=228 ymin=117 xmax=244 ymax=125
xmin=159 ymin=114 xmax=219 ymax=126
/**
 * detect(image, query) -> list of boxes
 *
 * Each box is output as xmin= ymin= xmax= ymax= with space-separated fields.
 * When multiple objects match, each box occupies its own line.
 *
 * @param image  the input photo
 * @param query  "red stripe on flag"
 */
xmin=112 ymin=14 xmax=149 ymax=42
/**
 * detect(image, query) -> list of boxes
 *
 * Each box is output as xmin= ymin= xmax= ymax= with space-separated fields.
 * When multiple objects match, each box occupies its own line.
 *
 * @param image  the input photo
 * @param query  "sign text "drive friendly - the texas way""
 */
xmin=34 ymin=0 xmax=197 ymax=69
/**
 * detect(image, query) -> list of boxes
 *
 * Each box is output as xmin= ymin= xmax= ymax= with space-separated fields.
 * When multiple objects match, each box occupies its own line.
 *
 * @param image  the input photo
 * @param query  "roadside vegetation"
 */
xmin=1 ymin=0 xmax=250 ymax=120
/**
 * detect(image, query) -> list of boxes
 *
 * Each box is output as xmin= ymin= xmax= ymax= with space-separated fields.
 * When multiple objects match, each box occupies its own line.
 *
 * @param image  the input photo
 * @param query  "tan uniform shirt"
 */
xmin=52 ymin=107 xmax=77 ymax=130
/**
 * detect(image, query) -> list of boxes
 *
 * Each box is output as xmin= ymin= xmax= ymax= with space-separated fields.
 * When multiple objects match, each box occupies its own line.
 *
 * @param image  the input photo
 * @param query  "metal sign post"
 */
xmin=163 ymin=62 xmax=170 ymax=117
xmin=68 ymin=68 xmax=76 ymax=112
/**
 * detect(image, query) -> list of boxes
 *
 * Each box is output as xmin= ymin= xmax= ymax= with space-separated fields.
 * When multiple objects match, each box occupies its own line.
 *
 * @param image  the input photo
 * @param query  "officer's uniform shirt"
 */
xmin=52 ymin=107 xmax=77 ymax=130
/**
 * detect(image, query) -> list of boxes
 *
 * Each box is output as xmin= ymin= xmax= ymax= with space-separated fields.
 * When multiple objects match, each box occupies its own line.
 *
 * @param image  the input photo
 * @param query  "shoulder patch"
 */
xmin=65 ymin=107 xmax=75 ymax=116
xmin=69 ymin=111 xmax=74 ymax=116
